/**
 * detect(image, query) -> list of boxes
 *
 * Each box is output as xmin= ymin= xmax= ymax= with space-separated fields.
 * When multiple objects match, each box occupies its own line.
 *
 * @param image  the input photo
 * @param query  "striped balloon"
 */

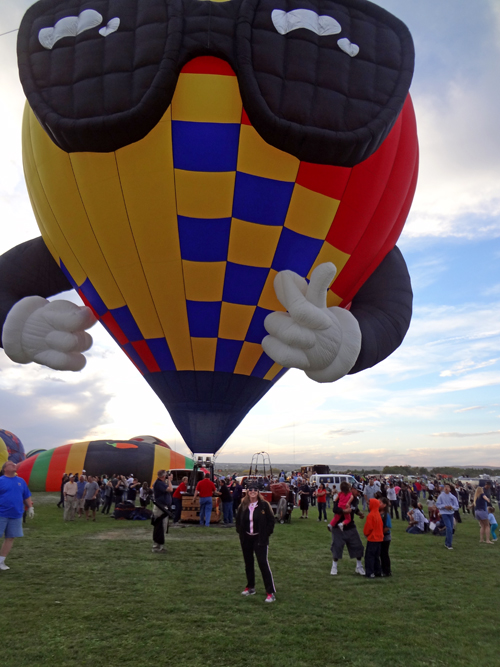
xmin=16 ymin=440 xmax=193 ymax=492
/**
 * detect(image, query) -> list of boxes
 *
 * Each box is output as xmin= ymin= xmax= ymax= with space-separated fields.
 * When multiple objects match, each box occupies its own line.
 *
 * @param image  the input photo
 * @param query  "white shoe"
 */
xmin=355 ymin=564 xmax=365 ymax=576
xmin=330 ymin=562 xmax=338 ymax=575
xmin=0 ymin=562 xmax=10 ymax=571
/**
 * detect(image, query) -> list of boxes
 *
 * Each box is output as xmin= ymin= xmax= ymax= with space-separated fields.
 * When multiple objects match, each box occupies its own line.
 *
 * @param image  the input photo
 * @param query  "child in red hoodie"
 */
xmin=363 ymin=498 xmax=384 ymax=578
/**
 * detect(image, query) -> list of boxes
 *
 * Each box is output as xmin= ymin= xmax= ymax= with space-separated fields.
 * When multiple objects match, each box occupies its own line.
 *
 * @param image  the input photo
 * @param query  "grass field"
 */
xmin=0 ymin=493 xmax=497 ymax=667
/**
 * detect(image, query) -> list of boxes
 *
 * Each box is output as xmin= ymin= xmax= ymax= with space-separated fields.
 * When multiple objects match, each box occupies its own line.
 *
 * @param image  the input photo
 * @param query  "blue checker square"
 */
xmin=172 ymin=121 xmax=240 ymax=172
xmin=233 ymin=172 xmax=294 ymax=226
xmin=246 ymin=306 xmax=274 ymax=344
xmin=214 ymin=339 xmax=244 ymax=373
xmin=251 ymin=352 xmax=275 ymax=378
xmin=222 ymin=263 xmax=269 ymax=305
xmin=186 ymin=301 xmax=221 ymax=338
xmin=272 ymin=227 xmax=323 ymax=275
xmin=147 ymin=338 xmax=176 ymax=371
xmin=77 ymin=276 xmax=107 ymax=316
xmin=178 ymin=216 xmax=231 ymax=262
xmin=110 ymin=305 xmax=144 ymax=342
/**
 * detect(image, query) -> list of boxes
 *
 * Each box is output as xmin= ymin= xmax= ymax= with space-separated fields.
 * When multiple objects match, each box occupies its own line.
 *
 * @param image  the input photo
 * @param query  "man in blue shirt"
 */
xmin=0 ymin=460 xmax=34 ymax=570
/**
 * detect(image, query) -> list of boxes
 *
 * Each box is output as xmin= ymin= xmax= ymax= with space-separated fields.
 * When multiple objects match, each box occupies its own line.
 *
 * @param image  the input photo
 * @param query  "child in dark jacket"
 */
xmin=363 ymin=498 xmax=384 ymax=578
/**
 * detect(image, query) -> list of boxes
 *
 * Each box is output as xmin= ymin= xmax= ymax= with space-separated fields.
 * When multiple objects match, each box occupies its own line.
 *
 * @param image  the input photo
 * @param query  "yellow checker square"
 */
xmin=183 ymin=261 xmax=226 ymax=301
xmin=284 ymin=184 xmax=340 ymax=239
xmin=191 ymin=337 xmax=217 ymax=372
xmin=172 ymin=73 xmax=242 ymax=124
xmin=218 ymin=302 xmax=255 ymax=340
xmin=237 ymin=125 xmax=299 ymax=182
xmin=264 ymin=363 xmax=284 ymax=382
xmin=258 ymin=270 xmax=286 ymax=313
xmin=306 ymin=241 xmax=350 ymax=282
xmin=228 ymin=219 xmax=282 ymax=268
xmin=175 ymin=170 xmax=236 ymax=219
xmin=234 ymin=342 xmax=264 ymax=376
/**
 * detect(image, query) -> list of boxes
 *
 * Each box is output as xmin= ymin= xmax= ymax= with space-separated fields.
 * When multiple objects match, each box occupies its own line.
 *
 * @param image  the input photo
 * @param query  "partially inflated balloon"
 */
xmin=16 ymin=440 xmax=193 ymax=492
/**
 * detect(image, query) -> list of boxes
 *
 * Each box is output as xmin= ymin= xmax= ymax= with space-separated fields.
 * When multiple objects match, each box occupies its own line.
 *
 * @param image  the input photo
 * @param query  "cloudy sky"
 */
xmin=0 ymin=1 xmax=499 ymax=467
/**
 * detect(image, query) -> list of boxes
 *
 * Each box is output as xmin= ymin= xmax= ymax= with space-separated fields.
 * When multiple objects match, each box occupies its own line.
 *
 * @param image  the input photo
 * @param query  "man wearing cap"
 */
xmin=329 ymin=485 xmax=365 ymax=576
xmin=194 ymin=473 xmax=216 ymax=527
xmin=63 ymin=474 xmax=78 ymax=521
xmin=0 ymin=460 xmax=34 ymax=571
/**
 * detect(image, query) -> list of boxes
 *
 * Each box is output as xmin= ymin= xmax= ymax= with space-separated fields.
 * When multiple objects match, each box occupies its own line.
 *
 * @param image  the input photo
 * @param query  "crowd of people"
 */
xmin=58 ymin=472 xmax=152 ymax=521
xmin=1 ymin=461 xmax=498 ymax=601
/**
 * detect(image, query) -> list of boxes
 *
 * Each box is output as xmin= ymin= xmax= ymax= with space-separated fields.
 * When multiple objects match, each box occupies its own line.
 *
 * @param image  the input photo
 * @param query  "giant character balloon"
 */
xmin=0 ymin=0 xmax=417 ymax=454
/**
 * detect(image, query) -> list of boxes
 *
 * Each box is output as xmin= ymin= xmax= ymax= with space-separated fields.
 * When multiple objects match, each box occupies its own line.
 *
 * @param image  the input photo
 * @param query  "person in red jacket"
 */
xmin=194 ymin=473 xmax=216 ymax=527
xmin=172 ymin=476 xmax=188 ymax=523
xmin=363 ymin=498 xmax=384 ymax=578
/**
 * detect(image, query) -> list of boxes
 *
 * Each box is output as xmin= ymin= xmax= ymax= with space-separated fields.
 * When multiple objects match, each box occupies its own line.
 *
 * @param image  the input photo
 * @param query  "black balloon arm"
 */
xmin=348 ymin=246 xmax=413 ymax=374
xmin=0 ymin=237 xmax=72 ymax=346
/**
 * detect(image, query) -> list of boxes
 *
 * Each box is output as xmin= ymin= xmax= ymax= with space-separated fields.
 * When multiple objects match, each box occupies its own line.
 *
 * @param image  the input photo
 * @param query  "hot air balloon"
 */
xmin=130 ymin=436 xmax=171 ymax=449
xmin=0 ymin=429 xmax=26 ymax=464
xmin=0 ymin=440 xmax=7 ymax=469
xmin=0 ymin=0 xmax=417 ymax=455
xmin=26 ymin=449 xmax=47 ymax=458
xmin=16 ymin=439 xmax=193 ymax=492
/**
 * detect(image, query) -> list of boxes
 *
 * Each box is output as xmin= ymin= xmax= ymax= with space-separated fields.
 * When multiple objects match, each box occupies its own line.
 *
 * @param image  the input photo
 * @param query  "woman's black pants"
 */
xmin=240 ymin=534 xmax=275 ymax=594
xmin=101 ymin=497 xmax=113 ymax=514
xmin=318 ymin=503 xmax=327 ymax=520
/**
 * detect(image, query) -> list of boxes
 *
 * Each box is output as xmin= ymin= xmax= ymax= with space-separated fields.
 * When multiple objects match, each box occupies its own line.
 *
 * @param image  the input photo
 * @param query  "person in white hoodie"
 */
xmin=435 ymin=484 xmax=459 ymax=550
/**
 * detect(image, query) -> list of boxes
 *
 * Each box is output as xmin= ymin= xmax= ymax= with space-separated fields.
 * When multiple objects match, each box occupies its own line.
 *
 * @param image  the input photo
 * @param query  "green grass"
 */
xmin=0 ymin=494 xmax=497 ymax=667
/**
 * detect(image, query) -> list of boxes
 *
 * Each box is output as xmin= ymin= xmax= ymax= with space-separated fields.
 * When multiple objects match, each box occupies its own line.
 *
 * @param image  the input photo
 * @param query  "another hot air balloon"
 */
xmin=26 ymin=449 xmax=47 ymax=458
xmin=16 ymin=440 xmax=193 ymax=492
xmin=130 ymin=436 xmax=171 ymax=449
xmin=1 ymin=0 xmax=417 ymax=455
xmin=0 ymin=429 xmax=26 ymax=464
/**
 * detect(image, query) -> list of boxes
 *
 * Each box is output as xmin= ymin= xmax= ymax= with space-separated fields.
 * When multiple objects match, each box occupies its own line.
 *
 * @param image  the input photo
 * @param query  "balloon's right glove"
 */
xmin=262 ymin=263 xmax=361 ymax=383
xmin=2 ymin=296 xmax=97 ymax=371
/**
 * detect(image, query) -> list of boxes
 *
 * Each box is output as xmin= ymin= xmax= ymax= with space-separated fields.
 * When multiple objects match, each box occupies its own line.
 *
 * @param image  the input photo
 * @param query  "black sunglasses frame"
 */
xmin=18 ymin=0 xmax=414 ymax=166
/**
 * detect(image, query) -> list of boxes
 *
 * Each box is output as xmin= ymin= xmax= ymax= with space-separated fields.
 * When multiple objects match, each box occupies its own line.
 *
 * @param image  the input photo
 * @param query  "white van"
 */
xmin=309 ymin=473 xmax=358 ymax=491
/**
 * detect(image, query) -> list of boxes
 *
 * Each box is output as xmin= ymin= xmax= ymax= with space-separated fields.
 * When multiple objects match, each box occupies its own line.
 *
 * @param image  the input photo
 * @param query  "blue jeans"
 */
xmin=199 ymin=497 xmax=212 ymax=526
xmin=441 ymin=513 xmax=454 ymax=547
xmin=406 ymin=526 xmax=423 ymax=534
xmin=223 ymin=501 xmax=233 ymax=524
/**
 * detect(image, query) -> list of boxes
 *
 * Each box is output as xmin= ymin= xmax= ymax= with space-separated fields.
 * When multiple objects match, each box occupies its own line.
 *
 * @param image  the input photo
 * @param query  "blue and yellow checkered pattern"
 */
xmin=23 ymin=56 xmax=354 ymax=384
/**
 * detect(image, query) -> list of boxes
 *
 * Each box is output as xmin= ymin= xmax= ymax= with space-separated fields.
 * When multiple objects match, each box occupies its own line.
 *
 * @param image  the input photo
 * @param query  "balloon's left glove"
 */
xmin=2 ymin=296 xmax=97 ymax=371
xmin=27 ymin=507 xmax=35 ymax=519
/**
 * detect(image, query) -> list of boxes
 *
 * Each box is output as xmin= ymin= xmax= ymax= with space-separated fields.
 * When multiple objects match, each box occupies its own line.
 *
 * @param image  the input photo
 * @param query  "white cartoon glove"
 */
xmin=2 ymin=296 xmax=97 ymax=371
xmin=262 ymin=263 xmax=361 ymax=382
xmin=28 ymin=507 xmax=35 ymax=519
